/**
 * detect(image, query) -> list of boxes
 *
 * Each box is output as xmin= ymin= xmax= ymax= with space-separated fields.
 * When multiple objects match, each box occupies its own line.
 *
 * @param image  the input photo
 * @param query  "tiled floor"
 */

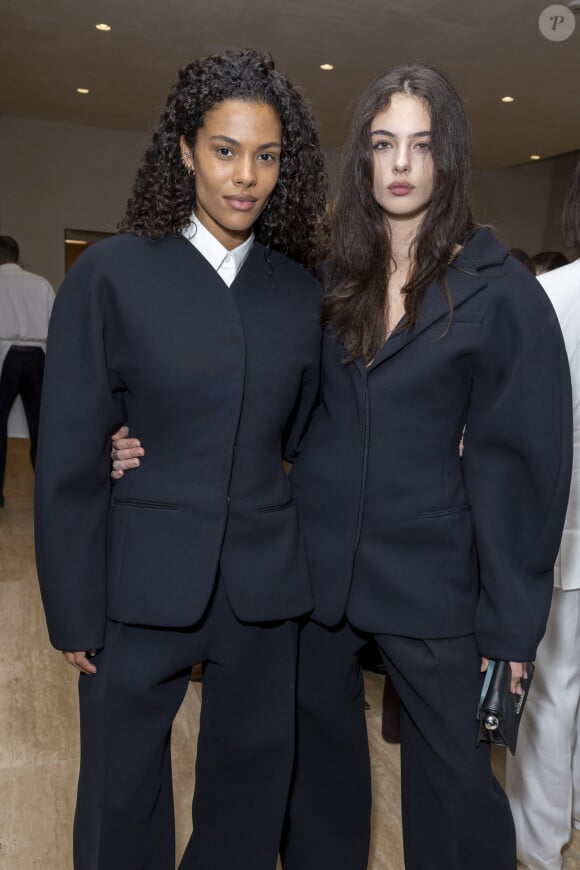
xmin=1 ymin=437 xmax=578 ymax=868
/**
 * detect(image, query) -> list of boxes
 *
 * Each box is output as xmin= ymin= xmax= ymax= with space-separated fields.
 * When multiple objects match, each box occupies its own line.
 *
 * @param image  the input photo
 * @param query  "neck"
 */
xmin=193 ymin=209 xmax=251 ymax=252
xmin=387 ymin=216 xmax=421 ymax=270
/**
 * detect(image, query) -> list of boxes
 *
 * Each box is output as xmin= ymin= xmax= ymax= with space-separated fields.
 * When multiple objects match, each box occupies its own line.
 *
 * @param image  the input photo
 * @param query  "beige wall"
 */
xmin=0 ymin=117 xmax=149 ymax=436
xmin=0 ymin=116 xmax=149 ymax=290
xmin=471 ymin=151 xmax=579 ymax=260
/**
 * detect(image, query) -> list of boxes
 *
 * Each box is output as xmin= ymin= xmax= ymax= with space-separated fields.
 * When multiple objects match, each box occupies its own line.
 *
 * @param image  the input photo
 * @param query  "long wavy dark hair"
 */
xmin=323 ymin=64 xmax=477 ymax=363
xmin=563 ymin=158 xmax=580 ymax=252
xmin=120 ymin=49 xmax=328 ymax=272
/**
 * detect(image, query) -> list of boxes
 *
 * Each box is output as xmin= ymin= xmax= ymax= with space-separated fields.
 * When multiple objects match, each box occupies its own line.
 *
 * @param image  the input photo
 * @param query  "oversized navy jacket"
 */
xmin=35 ymin=233 xmax=321 ymax=652
xmin=291 ymin=228 xmax=573 ymax=661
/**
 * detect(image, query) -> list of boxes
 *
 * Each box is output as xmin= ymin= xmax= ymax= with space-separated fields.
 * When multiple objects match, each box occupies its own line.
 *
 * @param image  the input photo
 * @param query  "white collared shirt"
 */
xmin=182 ymin=213 xmax=254 ymax=287
xmin=0 ymin=263 xmax=55 ymax=348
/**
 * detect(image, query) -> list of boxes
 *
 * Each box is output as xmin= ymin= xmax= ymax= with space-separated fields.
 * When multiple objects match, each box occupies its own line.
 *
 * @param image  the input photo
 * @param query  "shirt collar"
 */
xmin=0 ymin=263 xmax=22 ymax=272
xmin=183 ymin=213 xmax=254 ymax=274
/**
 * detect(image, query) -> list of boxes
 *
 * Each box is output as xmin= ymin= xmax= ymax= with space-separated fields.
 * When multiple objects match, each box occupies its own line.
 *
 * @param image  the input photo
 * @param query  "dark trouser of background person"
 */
xmin=281 ymin=619 xmax=516 ymax=870
xmin=0 ymin=345 xmax=45 ymax=506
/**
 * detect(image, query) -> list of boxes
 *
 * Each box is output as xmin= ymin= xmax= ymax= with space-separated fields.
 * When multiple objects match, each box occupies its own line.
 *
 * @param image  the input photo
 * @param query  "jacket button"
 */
xmin=226 ymin=496 xmax=231 ymax=507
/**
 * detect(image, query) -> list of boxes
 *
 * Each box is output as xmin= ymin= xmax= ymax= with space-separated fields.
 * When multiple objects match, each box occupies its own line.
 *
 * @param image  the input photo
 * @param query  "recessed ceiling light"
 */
xmin=501 ymin=96 xmax=515 ymax=103
xmin=96 ymin=23 xmax=111 ymax=31
xmin=320 ymin=63 xmax=334 ymax=71
xmin=530 ymin=154 xmax=541 ymax=161
xmin=76 ymin=88 xmax=90 ymax=95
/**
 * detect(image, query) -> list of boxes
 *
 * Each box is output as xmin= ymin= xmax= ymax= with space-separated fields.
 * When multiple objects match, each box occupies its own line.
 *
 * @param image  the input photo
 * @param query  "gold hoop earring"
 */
xmin=182 ymin=158 xmax=196 ymax=180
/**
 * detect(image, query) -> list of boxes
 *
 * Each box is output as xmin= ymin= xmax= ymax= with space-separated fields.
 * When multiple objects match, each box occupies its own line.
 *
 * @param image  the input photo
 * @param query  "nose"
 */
xmin=393 ymin=144 xmax=410 ymax=174
xmin=233 ymin=155 xmax=257 ymax=187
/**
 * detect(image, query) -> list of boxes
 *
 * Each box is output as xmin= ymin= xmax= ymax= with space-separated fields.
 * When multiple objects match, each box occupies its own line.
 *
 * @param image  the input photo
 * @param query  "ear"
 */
xmin=179 ymin=134 xmax=190 ymax=160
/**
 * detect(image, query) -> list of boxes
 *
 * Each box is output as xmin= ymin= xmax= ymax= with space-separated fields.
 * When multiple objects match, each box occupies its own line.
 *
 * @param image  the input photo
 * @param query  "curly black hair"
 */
xmin=119 ymin=49 xmax=328 ymax=272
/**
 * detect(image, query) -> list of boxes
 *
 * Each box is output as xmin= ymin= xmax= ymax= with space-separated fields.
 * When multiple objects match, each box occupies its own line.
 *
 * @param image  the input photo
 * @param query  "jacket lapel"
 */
xmin=364 ymin=228 xmax=507 ymax=372
xmin=228 ymin=242 xmax=266 ymax=297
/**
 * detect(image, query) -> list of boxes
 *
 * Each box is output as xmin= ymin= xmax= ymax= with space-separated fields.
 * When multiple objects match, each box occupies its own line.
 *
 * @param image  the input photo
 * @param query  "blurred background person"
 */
xmin=509 ymin=247 xmax=536 ymax=274
xmin=0 ymin=235 xmax=54 ymax=508
xmin=532 ymin=250 xmax=569 ymax=276
xmin=506 ymin=159 xmax=580 ymax=870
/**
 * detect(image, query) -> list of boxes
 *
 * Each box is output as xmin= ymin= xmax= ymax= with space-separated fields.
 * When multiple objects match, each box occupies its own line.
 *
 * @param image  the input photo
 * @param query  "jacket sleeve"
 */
xmin=462 ymin=281 xmax=573 ymax=662
xmin=34 ymin=253 xmax=124 ymax=652
xmin=282 ymin=343 xmax=321 ymax=464
xmin=282 ymin=276 xmax=322 ymax=464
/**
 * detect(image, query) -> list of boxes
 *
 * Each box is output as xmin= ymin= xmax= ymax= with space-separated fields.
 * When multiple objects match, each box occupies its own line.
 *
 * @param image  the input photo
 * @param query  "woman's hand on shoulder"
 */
xmin=111 ymin=426 xmax=144 ymax=479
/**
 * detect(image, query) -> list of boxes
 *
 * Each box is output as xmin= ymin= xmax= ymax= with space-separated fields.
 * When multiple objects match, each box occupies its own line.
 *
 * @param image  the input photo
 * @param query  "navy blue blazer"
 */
xmin=291 ymin=228 xmax=572 ymax=661
xmin=35 ymin=233 xmax=321 ymax=652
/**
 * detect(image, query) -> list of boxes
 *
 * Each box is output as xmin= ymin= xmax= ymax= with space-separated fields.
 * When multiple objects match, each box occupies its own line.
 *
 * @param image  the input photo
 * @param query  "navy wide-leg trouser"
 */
xmin=282 ymin=619 xmax=516 ymax=870
xmin=74 ymin=578 xmax=298 ymax=870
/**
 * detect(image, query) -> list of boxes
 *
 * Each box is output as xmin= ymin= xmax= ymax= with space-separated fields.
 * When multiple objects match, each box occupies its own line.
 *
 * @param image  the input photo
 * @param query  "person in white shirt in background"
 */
xmin=506 ymin=158 xmax=580 ymax=870
xmin=0 ymin=236 xmax=54 ymax=507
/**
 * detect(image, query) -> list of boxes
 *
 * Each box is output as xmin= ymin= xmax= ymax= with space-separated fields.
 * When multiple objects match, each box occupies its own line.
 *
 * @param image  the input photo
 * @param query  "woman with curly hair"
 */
xmin=34 ymin=49 xmax=327 ymax=870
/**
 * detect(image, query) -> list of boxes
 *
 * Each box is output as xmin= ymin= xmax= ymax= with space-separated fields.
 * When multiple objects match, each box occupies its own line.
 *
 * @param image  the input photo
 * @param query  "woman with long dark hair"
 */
xmin=280 ymin=64 xmax=571 ymax=870
xmin=35 ymin=49 xmax=327 ymax=870
xmin=112 ymin=64 xmax=572 ymax=869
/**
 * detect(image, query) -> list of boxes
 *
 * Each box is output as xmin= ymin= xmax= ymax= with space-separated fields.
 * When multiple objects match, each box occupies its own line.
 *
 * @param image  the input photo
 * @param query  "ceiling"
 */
xmin=2 ymin=0 xmax=579 ymax=170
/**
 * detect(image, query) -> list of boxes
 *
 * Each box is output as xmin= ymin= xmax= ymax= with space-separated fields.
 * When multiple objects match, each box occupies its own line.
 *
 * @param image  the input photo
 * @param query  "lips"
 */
xmin=224 ymin=195 xmax=258 ymax=211
xmin=388 ymin=183 xmax=414 ymax=196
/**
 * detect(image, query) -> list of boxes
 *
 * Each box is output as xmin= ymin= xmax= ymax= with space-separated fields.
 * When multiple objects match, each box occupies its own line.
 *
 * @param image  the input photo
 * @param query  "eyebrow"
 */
xmin=370 ymin=129 xmax=431 ymax=138
xmin=208 ymin=134 xmax=282 ymax=149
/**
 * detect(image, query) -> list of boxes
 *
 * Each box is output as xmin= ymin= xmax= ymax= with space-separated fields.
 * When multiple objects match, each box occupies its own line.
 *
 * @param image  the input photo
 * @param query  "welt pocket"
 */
xmin=111 ymin=497 xmax=177 ymax=511
xmin=258 ymin=498 xmax=294 ymax=514
xmin=452 ymin=311 xmax=485 ymax=324
xmin=417 ymin=504 xmax=470 ymax=519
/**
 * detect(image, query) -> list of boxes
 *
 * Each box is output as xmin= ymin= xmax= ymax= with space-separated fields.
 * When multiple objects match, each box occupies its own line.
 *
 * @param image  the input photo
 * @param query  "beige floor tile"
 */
xmin=172 ymin=681 xmax=201 ymax=862
xmin=564 ymin=832 xmax=580 ymax=868
xmin=0 ymin=760 xmax=76 ymax=869
xmin=2 ymin=439 xmax=35 ymax=499
xmin=0 ymin=534 xmax=36 ymax=578
xmin=367 ymin=711 xmax=404 ymax=870
xmin=0 ymin=579 xmax=51 ymax=652
xmin=0 ymin=563 xmax=38 ymax=585
xmin=0 ymin=500 xmax=34 ymax=538
xmin=0 ymin=648 xmax=79 ymax=769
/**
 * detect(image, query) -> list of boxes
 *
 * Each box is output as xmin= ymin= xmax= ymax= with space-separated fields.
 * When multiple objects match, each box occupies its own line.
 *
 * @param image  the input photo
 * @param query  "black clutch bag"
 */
xmin=476 ymin=659 xmax=534 ymax=755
